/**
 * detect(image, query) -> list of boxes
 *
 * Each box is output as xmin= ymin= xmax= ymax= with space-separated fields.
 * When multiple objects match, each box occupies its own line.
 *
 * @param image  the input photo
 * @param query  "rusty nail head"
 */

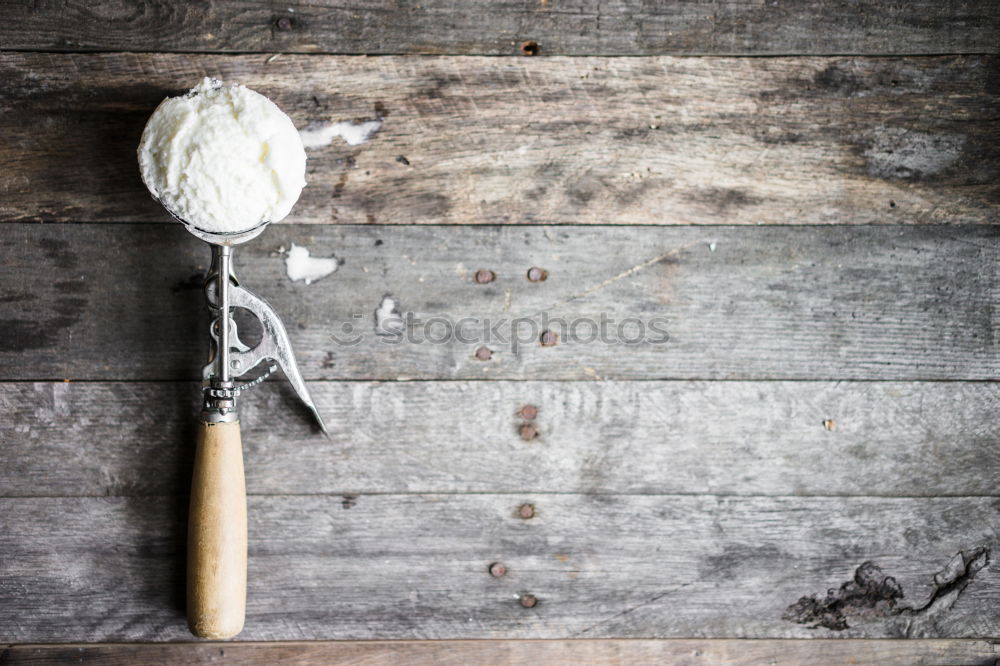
xmin=520 ymin=594 xmax=538 ymax=608
xmin=519 ymin=423 xmax=538 ymax=441
xmin=520 ymin=404 xmax=538 ymax=420
xmin=275 ymin=16 xmax=293 ymax=30
xmin=475 ymin=346 xmax=493 ymax=361
xmin=489 ymin=562 xmax=507 ymax=577
xmin=540 ymin=330 xmax=558 ymax=346
xmin=520 ymin=40 xmax=540 ymax=56
xmin=475 ymin=269 xmax=495 ymax=284
xmin=518 ymin=503 xmax=535 ymax=519
xmin=527 ymin=267 xmax=548 ymax=282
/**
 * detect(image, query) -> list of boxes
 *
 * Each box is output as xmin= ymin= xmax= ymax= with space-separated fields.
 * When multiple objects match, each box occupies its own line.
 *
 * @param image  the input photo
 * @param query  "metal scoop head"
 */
xmin=180 ymin=216 xmax=270 ymax=246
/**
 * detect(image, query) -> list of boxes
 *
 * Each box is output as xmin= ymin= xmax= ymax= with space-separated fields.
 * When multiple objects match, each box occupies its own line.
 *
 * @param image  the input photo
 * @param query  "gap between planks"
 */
xmin=4 ymin=493 xmax=1000 ymax=500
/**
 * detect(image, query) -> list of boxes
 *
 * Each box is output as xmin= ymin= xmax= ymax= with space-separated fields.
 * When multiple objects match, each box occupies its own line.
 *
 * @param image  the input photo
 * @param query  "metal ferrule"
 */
xmin=201 ymin=379 xmax=239 ymax=423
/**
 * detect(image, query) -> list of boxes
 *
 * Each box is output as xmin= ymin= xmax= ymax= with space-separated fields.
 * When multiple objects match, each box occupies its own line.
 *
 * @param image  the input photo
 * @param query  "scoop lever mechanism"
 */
xmin=201 ymin=243 xmax=328 ymax=436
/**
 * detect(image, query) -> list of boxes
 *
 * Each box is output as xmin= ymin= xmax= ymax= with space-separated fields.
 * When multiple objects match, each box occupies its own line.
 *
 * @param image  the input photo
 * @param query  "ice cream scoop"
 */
xmin=139 ymin=78 xmax=326 ymax=640
xmin=138 ymin=77 xmax=306 ymax=235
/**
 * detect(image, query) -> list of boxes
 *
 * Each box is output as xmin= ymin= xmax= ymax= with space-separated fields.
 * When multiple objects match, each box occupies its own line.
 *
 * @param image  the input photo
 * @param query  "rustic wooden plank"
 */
xmin=4 ymin=639 xmax=999 ymax=666
xmin=0 ymin=224 xmax=996 ymax=381
xmin=0 ymin=495 xmax=995 ymax=640
xmin=3 ymin=1 xmax=998 ymax=56
xmin=1 ymin=52 xmax=997 ymax=226
xmin=3 ymin=381 xmax=998 ymax=498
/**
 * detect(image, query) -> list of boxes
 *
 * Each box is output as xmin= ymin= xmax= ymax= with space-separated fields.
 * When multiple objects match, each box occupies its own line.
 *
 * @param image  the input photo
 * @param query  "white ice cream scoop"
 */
xmin=139 ymin=77 xmax=307 ymax=236
xmin=139 ymin=79 xmax=326 ymax=640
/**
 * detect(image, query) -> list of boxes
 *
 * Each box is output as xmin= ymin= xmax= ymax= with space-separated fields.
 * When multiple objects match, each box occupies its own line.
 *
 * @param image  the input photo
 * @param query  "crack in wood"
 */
xmin=533 ymin=240 xmax=700 ymax=318
xmin=784 ymin=547 xmax=990 ymax=632
xmin=573 ymin=582 xmax=695 ymax=636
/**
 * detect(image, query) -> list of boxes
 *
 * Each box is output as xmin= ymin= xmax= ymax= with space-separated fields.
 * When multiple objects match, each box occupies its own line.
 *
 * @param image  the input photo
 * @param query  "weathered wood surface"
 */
xmin=0 ymin=495 xmax=995 ymax=641
xmin=2 ymin=53 xmax=997 ymax=226
xmin=3 ymin=5 xmax=998 ymax=653
xmin=3 ymin=1 xmax=999 ymax=56
xmin=3 ymin=381 xmax=998 ymax=498
xmin=1 ymin=224 xmax=996 ymax=381
xmin=4 ymin=639 xmax=999 ymax=666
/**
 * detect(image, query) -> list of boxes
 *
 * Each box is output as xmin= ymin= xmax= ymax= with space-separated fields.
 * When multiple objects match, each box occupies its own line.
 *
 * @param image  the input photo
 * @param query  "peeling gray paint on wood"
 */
xmin=2 ymin=381 xmax=998 ymax=498
xmin=2 ymin=0 xmax=998 ymax=55
xmin=0 ymin=495 xmax=996 ymax=641
xmin=1 ymin=53 xmax=997 ymax=225
xmin=0 ymin=224 xmax=996 ymax=381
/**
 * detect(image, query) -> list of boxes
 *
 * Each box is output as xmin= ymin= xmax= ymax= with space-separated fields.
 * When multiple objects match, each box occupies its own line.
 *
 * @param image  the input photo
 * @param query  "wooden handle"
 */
xmin=187 ymin=420 xmax=247 ymax=639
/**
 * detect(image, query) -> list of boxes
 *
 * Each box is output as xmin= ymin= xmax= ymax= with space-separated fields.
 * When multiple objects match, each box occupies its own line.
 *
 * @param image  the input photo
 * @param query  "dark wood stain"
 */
xmin=37 ymin=238 xmax=78 ymax=270
xmin=682 ymin=187 xmax=765 ymax=215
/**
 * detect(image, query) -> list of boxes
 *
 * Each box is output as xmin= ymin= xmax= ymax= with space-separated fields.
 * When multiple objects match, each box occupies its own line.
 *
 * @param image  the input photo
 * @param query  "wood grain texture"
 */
xmin=3 ymin=639 xmax=999 ymax=666
xmin=1 ymin=53 xmax=997 ymax=226
xmin=2 ymin=381 xmax=998 ymax=498
xmin=1 ymin=223 xmax=996 ymax=381
xmin=2 ymin=0 xmax=998 ymax=56
xmin=0 ymin=495 xmax=996 ymax=641
xmin=187 ymin=420 xmax=247 ymax=639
